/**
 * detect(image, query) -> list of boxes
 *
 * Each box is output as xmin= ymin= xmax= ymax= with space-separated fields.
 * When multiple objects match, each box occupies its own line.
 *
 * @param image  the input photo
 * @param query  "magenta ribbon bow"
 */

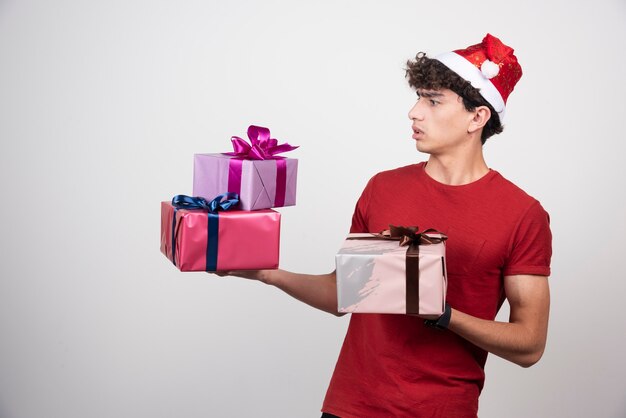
xmin=222 ymin=125 xmax=297 ymax=208
xmin=225 ymin=125 xmax=298 ymax=160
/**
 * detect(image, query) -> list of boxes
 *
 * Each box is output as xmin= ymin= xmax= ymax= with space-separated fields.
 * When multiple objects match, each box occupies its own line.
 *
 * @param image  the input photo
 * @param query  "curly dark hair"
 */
xmin=405 ymin=52 xmax=503 ymax=144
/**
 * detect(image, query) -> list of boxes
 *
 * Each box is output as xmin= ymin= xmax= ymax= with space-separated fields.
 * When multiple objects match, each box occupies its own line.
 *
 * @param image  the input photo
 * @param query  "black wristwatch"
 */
xmin=424 ymin=303 xmax=452 ymax=330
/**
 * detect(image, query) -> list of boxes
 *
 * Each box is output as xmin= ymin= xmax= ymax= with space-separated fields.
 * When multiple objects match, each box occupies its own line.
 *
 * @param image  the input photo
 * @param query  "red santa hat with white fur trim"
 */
xmin=435 ymin=34 xmax=522 ymax=122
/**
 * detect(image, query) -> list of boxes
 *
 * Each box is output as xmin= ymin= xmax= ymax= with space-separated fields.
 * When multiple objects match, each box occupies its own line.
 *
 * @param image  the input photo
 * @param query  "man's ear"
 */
xmin=468 ymin=106 xmax=491 ymax=134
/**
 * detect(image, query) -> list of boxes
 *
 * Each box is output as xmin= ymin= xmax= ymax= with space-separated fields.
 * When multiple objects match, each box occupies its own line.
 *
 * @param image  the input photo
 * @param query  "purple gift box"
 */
xmin=193 ymin=125 xmax=298 ymax=211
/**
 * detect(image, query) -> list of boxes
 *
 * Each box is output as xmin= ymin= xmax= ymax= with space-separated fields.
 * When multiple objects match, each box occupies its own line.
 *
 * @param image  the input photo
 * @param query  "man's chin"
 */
xmin=415 ymin=142 xmax=431 ymax=154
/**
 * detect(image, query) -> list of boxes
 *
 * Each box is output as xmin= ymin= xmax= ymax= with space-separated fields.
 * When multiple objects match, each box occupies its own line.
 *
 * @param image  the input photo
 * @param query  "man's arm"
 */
xmin=447 ymin=274 xmax=550 ymax=368
xmin=217 ymin=269 xmax=344 ymax=316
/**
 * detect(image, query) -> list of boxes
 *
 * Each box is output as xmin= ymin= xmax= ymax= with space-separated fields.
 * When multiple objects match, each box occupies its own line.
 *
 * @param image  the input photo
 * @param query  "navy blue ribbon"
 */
xmin=170 ymin=193 xmax=240 ymax=271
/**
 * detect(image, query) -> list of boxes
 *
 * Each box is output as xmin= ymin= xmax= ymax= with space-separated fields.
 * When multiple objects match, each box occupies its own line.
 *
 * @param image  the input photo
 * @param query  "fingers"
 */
xmin=209 ymin=270 xmax=262 ymax=280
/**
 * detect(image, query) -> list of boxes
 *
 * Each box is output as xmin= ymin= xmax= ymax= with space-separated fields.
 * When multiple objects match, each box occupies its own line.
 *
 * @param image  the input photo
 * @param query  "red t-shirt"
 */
xmin=322 ymin=162 xmax=552 ymax=418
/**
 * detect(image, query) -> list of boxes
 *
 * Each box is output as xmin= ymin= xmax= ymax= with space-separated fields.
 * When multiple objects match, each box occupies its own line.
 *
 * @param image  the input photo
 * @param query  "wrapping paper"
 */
xmin=160 ymin=201 xmax=280 ymax=271
xmin=336 ymin=233 xmax=447 ymax=315
xmin=193 ymin=153 xmax=298 ymax=211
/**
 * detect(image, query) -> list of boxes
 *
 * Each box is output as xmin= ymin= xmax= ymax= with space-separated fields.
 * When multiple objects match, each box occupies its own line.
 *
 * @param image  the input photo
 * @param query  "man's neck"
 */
xmin=425 ymin=151 xmax=489 ymax=186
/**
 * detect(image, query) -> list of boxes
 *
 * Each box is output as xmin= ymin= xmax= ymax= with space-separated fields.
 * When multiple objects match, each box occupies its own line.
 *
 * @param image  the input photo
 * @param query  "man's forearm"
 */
xmin=446 ymin=274 xmax=550 ymax=368
xmin=447 ymin=309 xmax=547 ymax=368
xmin=257 ymin=269 xmax=343 ymax=316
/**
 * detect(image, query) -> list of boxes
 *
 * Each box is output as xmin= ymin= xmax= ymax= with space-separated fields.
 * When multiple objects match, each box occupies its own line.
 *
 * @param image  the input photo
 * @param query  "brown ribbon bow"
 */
xmin=380 ymin=225 xmax=446 ymax=245
xmin=349 ymin=225 xmax=447 ymax=314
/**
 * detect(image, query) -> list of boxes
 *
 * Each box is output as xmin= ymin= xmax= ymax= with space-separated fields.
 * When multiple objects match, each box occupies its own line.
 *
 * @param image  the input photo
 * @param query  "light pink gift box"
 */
xmin=193 ymin=153 xmax=298 ymax=211
xmin=336 ymin=233 xmax=447 ymax=315
xmin=160 ymin=201 xmax=280 ymax=271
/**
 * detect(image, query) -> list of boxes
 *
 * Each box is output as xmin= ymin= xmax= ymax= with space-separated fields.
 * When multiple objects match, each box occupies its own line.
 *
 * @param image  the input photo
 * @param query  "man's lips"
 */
xmin=412 ymin=126 xmax=423 ymax=139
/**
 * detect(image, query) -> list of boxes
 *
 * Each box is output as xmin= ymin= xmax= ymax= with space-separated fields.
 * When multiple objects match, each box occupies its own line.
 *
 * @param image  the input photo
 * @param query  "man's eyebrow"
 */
xmin=417 ymin=90 xmax=444 ymax=98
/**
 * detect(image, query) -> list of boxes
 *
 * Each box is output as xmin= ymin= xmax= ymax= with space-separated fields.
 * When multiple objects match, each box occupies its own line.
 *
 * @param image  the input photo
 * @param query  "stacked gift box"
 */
xmin=160 ymin=125 xmax=298 ymax=272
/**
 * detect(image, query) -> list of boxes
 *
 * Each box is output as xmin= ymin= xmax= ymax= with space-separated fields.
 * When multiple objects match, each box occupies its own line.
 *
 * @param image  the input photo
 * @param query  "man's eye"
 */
xmin=430 ymin=99 xmax=438 ymax=105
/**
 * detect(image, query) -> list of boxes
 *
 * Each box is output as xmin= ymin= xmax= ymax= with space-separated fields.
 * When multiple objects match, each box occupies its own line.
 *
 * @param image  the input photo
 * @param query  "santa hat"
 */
xmin=435 ymin=34 xmax=522 ymax=122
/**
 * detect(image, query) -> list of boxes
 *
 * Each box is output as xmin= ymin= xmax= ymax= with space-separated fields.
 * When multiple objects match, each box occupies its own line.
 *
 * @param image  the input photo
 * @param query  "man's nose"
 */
xmin=408 ymin=101 xmax=424 ymax=121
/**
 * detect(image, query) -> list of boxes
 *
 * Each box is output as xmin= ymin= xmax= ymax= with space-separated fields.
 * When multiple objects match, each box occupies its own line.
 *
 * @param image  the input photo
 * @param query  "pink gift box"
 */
xmin=193 ymin=153 xmax=298 ymax=211
xmin=160 ymin=201 xmax=281 ymax=271
xmin=336 ymin=233 xmax=447 ymax=315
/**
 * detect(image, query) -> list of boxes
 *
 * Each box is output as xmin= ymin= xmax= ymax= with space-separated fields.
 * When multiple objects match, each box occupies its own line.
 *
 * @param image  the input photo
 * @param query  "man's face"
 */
xmin=408 ymin=88 xmax=475 ymax=155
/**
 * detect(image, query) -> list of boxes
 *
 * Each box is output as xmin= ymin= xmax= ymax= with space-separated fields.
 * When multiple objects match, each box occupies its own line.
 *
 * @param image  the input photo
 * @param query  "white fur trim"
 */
xmin=435 ymin=51 xmax=506 ymax=122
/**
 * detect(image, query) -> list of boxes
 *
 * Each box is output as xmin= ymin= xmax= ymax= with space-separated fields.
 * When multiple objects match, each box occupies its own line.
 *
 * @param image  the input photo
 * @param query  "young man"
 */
xmin=225 ymin=34 xmax=552 ymax=417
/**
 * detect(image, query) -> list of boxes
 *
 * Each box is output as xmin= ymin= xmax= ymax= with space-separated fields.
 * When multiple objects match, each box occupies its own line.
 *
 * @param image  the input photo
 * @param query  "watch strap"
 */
xmin=424 ymin=303 xmax=451 ymax=330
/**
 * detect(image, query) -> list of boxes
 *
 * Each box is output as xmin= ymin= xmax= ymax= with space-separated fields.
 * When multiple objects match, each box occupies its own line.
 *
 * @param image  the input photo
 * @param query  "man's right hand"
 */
xmin=213 ymin=270 xmax=270 ymax=282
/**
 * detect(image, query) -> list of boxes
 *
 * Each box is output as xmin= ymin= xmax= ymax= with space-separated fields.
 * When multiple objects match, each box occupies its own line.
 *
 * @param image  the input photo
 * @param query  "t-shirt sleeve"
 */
xmin=349 ymin=175 xmax=376 ymax=233
xmin=503 ymin=200 xmax=553 ymax=277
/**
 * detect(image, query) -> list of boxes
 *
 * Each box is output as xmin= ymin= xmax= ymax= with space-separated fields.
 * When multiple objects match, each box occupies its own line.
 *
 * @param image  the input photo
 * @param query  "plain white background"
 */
xmin=1 ymin=1 xmax=625 ymax=417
